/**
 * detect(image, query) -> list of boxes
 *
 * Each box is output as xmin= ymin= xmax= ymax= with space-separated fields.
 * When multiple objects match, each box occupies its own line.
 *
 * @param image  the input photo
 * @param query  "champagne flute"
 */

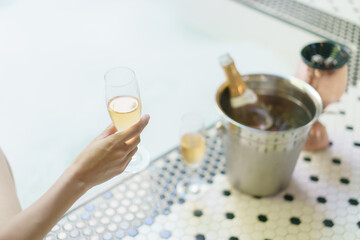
xmin=105 ymin=66 xmax=150 ymax=173
xmin=176 ymin=113 xmax=207 ymax=199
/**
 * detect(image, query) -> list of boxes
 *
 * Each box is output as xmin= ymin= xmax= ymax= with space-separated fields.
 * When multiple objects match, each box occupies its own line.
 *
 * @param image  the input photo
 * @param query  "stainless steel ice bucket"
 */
xmin=215 ymin=74 xmax=322 ymax=196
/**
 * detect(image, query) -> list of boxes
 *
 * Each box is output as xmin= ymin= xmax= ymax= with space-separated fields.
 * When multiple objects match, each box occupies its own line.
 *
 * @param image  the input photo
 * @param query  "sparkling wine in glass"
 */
xmin=177 ymin=113 xmax=207 ymax=199
xmin=181 ymin=133 xmax=206 ymax=165
xmin=105 ymin=67 xmax=150 ymax=173
xmin=107 ymin=95 xmax=141 ymax=131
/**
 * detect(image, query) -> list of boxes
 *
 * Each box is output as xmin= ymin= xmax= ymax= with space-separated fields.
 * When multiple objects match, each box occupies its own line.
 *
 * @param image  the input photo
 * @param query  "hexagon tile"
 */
xmin=45 ymin=83 xmax=360 ymax=240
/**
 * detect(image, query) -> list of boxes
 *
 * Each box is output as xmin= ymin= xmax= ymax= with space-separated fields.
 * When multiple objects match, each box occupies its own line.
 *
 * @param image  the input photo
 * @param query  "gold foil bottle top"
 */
xmin=218 ymin=53 xmax=234 ymax=67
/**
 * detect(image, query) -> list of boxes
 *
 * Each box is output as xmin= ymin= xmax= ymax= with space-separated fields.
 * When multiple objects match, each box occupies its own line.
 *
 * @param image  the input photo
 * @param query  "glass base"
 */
xmin=176 ymin=178 xmax=205 ymax=200
xmin=125 ymin=146 xmax=150 ymax=173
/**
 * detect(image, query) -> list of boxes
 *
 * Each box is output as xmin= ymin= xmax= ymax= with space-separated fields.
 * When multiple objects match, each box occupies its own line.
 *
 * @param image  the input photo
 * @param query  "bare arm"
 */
xmin=0 ymin=115 xmax=150 ymax=240
xmin=0 ymin=149 xmax=22 ymax=226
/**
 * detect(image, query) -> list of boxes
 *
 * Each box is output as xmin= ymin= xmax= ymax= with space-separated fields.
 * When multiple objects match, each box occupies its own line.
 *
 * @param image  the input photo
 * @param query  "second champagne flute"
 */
xmin=176 ymin=113 xmax=207 ymax=200
xmin=105 ymin=66 xmax=150 ymax=173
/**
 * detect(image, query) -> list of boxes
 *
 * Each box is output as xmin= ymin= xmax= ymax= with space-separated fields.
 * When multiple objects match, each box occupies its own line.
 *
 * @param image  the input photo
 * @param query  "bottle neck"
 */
xmin=222 ymin=63 xmax=247 ymax=96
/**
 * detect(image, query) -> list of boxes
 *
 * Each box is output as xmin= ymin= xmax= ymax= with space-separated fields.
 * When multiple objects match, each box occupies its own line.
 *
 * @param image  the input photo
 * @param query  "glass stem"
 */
xmin=187 ymin=165 xmax=197 ymax=185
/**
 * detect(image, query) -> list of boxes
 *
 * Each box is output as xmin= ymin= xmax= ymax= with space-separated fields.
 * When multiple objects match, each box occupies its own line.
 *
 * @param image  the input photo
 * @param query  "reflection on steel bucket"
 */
xmin=215 ymin=74 xmax=322 ymax=196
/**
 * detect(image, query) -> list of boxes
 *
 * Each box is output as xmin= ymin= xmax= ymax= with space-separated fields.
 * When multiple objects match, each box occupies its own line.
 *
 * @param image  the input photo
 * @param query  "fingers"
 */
xmin=96 ymin=124 xmax=117 ymax=140
xmin=126 ymin=136 xmax=141 ymax=150
xmin=114 ymin=146 xmax=138 ymax=172
xmin=116 ymin=114 xmax=150 ymax=142
xmin=123 ymin=147 xmax=138 ymax=167
xmin=127 ymin=146 xmax=138 ymax=160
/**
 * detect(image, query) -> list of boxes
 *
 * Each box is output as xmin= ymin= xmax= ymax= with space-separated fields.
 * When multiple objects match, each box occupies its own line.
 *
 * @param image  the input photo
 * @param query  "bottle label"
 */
xmin=230 ymin=88 xmax=258 ymax=108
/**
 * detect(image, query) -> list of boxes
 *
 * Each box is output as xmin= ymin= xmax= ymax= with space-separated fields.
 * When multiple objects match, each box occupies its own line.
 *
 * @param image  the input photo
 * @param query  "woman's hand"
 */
xmin=70 ymin=114 xmax=150 ymax=190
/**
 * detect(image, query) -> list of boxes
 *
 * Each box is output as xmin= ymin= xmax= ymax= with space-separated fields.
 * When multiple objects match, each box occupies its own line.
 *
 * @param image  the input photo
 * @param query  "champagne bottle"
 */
xmin=219 ymin=53 xmax=273 ymax=130
xmin=219 ymin=54 xmax=258 ymax=108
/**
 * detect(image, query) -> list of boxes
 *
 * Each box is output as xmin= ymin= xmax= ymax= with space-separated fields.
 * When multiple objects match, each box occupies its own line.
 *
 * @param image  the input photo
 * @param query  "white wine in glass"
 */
xmin=180 ymin=133 xmax=206 ymax=165
xmin=108 ymin=95 xmax=141 ymax=131
xmin=105 ymin=67 xmax=149 ymax=173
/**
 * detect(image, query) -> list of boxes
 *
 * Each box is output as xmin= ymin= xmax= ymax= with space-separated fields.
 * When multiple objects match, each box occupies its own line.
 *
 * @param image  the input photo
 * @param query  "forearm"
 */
xmin=0 ymin=166 xmax=88 ymax=240
xmin=0 ymin=117 xmax=149 ymax=240
xmin=0 ymin=149 xmax=22 ymax=226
